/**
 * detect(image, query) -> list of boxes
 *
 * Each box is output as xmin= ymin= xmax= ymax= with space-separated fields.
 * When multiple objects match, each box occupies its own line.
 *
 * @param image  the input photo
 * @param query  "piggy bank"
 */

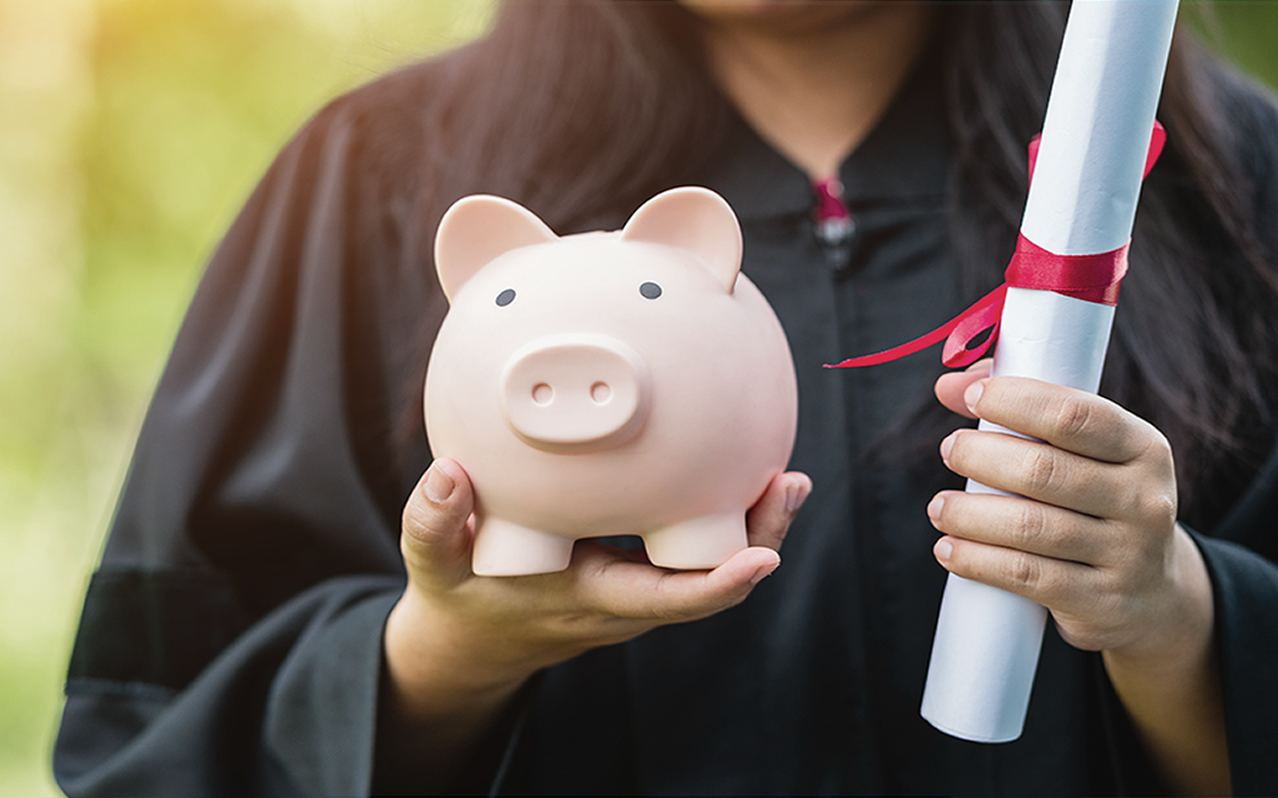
xmin=424 ymin=186 xmax=797 ymax=576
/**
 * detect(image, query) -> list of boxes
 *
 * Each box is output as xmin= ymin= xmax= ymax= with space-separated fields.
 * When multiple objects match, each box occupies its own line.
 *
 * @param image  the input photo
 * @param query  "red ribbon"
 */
xmin=826 ymin=122 xmax=1165 ymax=370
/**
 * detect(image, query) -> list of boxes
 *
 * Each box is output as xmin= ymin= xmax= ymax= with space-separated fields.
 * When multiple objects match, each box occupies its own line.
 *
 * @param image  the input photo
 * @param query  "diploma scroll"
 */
xmin=918 ymin=0 xmax=1180 ymax=743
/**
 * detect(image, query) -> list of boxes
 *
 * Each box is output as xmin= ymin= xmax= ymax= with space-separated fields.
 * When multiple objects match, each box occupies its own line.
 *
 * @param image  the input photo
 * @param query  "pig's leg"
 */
xmin=641 ymin=513 xmax=748 ymax=570
xmin=472 ymin=517 xmax=576 ymax=576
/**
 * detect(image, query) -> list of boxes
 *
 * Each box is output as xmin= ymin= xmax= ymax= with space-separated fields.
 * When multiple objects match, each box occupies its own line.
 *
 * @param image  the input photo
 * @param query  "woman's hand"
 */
xmin=930 ymin=360 xmax=1204 ymax=657
xmin=377 ymin=457 xmax=810 ymax=788
xmin=929 ymin=361 xmax=1229 ymax=797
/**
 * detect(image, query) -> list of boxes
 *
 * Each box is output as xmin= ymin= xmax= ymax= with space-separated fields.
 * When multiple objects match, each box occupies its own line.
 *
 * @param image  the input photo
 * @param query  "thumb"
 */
xmin=934 ymin=358 xmax=993 ymax=419
xmin=745 ymin=470 xmax=812 ymax=553
xmin=401 ymin=458 xmax=476 ymax=587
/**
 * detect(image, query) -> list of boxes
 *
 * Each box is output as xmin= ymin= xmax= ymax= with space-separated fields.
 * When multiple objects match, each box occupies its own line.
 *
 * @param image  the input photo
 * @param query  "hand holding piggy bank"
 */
xmin=425 ymin=187 xmax=797 ymax=576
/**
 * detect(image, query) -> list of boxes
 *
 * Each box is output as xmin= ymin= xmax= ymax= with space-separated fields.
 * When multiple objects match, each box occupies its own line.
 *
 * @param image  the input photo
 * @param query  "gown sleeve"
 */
xmin=1175 ymin=67 xmax=1278 ymax=798
xmin=53 ymin=85 xmax=441 ymax=797
xmin=1197 ymin=440 xmax=1278 ymax=797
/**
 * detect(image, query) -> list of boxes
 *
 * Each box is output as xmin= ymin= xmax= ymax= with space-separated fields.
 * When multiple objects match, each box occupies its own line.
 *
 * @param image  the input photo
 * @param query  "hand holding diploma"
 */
xmin=929 ymin=362 xmax=1228 ymax=796
xmin=932 ymin=361 xmax=1190 ymax=657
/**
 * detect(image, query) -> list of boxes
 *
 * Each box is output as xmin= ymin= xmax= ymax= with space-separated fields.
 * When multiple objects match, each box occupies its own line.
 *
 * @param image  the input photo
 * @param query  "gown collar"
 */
xmin=704 ymin=54 xmax=952 ymax=221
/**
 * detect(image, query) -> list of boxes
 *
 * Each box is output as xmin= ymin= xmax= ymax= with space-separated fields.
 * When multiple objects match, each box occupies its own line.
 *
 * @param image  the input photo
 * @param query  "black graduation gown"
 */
xmin=55 ymin=55 xmax=1278 ymax=797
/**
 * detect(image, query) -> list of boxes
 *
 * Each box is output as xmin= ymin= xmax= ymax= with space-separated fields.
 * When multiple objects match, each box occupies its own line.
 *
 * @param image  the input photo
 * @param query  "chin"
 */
xmin=678 ymin=0 xmax=889 ymax=33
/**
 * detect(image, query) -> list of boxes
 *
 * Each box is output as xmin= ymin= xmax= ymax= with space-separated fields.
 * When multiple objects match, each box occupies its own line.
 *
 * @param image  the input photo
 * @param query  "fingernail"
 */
xmin=964 ymin=380 xmax=985 ymax=413
xmin=927 ymin=494 xmax=945 ymax=521
xmin=784 ymin=479 xmax=811 ymax=513
xmin=750 ymin=561 xmax=779 ymax=585
xmin=424 ymin=462 xmax=455 ymax=504
xmin=940 ymin=432 xmax=956 ymax=462
xmin=935 ymin=538 xmax=953 ymax=563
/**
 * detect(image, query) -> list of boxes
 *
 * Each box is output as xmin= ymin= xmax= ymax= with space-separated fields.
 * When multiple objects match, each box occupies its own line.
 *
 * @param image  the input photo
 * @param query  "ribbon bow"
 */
xmin=826 ymin=122 xmax=1165 ymax=370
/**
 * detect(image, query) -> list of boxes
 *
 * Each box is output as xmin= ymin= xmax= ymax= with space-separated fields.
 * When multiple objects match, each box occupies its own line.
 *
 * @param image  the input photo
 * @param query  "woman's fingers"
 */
xmin=574 ymin=543 xmax=781 ymax=624
xmin=940 ymin=428 xmax=1146 ymax=520
xmin=401 ymin=458 xmax=477 ymax=588
xmin=941 ymin=426 xmax=1177 ymax=528
xmin=962 ymin=376 xmax=1166 ymax=465
xmin=926 ymin=489 xmax=1110 ymax=565
xmin=574 ymin=467 xmax=810 ymax=623
xmin=746 ymin=470 xmax=812 ymax=552
xmin=931 ymin=533 xmax=1105 ymax=620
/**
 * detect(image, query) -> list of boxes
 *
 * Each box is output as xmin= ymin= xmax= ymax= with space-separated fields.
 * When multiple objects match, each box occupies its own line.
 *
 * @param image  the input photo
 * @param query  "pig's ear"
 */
xmin=620 ymin=187 xmax=742 ymax=292
xmin=434 ymin=195 xmax=557 ymax=301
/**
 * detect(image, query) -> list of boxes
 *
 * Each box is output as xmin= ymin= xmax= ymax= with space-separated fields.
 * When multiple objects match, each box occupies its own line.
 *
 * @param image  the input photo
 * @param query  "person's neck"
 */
xmin=699 ymin=3 xmax=934 ymax=180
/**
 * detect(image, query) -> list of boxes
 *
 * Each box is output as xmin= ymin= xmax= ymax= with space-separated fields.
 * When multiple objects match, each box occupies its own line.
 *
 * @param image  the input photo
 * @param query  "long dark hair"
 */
xmin=395 ymin=1 xmax=1278 ymax=530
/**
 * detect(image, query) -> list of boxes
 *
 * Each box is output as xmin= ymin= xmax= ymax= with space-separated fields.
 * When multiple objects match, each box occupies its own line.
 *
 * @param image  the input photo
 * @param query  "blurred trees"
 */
xmin=1195 ymin=1 xmax=1278 ymax=89
xmin=0 ymin=1 xmax=490 ymax=793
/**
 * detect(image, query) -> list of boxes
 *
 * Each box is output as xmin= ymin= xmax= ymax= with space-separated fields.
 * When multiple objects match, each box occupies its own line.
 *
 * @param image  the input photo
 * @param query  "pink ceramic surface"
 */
xmin=425 ymin=187 xmax=798 ymax=576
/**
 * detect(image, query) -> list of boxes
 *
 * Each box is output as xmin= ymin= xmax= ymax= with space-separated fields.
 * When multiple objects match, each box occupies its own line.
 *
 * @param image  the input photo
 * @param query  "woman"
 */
xmin=56 ymin=2 xmax=1278 ymax=795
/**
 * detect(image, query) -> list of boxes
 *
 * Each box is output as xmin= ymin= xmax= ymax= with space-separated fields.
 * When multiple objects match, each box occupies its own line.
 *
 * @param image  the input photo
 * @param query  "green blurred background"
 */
xmin=0 ymin=1 xmax=1274 ymax=795
xmin=0 ymin=1 xmax=494 ymax=794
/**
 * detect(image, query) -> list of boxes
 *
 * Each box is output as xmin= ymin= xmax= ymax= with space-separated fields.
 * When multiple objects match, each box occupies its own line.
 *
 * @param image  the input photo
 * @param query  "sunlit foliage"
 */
xmin=0 ymin=1 xmax=491 ymax=793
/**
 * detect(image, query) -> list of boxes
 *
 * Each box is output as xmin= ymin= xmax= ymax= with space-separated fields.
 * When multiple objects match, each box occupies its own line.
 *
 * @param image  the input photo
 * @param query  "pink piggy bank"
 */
xmin=424 ymin=186 xmax=798 ymax=576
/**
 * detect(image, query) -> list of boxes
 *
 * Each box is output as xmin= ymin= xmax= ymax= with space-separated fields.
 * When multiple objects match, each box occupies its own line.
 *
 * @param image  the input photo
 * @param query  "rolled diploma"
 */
xmin=919 ymin=0 xmax=1178 ymax=743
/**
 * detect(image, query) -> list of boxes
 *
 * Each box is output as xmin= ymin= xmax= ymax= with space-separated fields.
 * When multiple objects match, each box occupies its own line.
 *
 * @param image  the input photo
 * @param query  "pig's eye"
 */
xmin=639 ymin=281 xmax=662 ymax=300
xmin=495 ymin=288 xmax=516 ymax=307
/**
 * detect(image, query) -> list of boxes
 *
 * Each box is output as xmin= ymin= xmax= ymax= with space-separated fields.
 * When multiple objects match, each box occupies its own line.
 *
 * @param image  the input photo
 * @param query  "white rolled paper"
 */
xmin=919 ymin=0 xmax=1179 ymax=743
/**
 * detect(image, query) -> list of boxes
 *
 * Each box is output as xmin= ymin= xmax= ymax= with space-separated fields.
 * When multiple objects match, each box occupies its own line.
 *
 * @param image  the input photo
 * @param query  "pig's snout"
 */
xmin=500 ymin=334 xmax=650 ymax=450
